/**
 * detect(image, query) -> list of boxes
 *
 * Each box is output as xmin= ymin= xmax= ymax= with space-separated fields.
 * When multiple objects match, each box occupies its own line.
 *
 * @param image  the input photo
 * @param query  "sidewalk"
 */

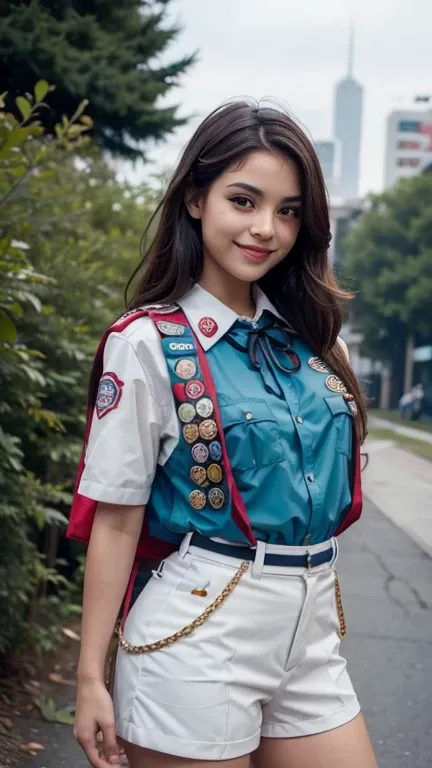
xmin=363 ymin=437 xmax=432 ymax=556
xmin=369 ymin=415 xmax=432 ymax=446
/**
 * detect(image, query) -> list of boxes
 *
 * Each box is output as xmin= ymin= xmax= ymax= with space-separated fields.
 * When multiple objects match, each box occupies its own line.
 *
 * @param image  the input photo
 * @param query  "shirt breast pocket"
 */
xmin=324 ymin=396 xmax=353 ymax=457
xmin=220 ymin=399 xmax=285 ymax=471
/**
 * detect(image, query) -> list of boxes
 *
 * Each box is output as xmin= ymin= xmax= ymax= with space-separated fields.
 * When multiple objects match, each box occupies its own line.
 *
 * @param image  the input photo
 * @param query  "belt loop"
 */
xmin=330 ymin=537 xmax=339 ymax=568
xmin=251 ymin=540 xmax=266 ymax=579
xmin=179 ymin=532 xmax=193 ymax=559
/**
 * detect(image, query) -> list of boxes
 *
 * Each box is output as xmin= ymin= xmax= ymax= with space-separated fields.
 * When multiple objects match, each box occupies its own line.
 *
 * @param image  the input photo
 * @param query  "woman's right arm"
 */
xmin=72 ymin=323 xmax=172 ymax=768
xmin=74 ymin=502 xmax=145 ymax=768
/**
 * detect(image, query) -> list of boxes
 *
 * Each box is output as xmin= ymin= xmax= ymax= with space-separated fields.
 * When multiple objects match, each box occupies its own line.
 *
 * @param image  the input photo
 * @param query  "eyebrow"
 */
xmin=227 ymin=182 xmax=303 ymax=204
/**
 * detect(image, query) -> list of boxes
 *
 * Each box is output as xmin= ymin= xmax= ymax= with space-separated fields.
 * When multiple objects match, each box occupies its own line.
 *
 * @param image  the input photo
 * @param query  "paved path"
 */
xmin=363 ymin=437 xmax=432 ymax=556
xmin=18 ymin=499 xmax=432 ymax=768
xmin=370 ymin=416 xmax=432 ymax=445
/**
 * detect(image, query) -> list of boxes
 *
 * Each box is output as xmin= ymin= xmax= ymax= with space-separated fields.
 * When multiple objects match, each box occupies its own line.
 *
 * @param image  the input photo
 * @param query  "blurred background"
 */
xmin=0 ymin=2 xmax=431 ymax=767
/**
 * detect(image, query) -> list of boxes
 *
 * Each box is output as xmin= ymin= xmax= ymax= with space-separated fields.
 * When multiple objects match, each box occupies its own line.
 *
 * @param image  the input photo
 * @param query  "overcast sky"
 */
xmin=139 ymin=0 xmax=432 ymax=196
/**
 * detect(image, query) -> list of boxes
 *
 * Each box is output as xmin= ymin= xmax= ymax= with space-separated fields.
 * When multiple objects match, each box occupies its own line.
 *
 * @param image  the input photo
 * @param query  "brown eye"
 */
xmin=230 ymin=196 xmax=254 ymax=209
xmin=279 ymin=206 xmax=300 ymax=218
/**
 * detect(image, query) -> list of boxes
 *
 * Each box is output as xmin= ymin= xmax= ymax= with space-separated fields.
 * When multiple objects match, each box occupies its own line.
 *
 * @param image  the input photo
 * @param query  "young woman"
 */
xmin=69 ymin=101 xmax=378 ymax=768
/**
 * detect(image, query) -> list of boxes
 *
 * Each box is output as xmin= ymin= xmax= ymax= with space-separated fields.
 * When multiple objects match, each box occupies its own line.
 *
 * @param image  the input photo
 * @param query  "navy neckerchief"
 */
xmin=225 ymin=315 xmax=301 ymax=398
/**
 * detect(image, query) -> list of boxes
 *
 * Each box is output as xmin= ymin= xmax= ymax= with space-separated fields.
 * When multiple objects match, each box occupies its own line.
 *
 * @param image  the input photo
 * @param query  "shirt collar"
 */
xmin=176 ymin=283 xmax=285 ymax=351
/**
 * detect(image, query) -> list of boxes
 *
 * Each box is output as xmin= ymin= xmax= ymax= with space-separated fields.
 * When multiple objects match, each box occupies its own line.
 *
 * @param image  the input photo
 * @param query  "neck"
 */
xmin=199 ymin=259 xmax=256 ymax=319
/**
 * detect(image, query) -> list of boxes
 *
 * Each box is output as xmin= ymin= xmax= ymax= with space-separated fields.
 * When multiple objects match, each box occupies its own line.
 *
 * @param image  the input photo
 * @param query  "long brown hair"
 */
xmin=126 ymin=101 xmax=366 ymax=441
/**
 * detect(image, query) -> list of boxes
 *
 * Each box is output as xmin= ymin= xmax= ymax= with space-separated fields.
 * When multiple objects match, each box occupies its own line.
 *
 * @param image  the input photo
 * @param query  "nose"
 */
xmin=249 ymin=209 xmax=275 ymax=240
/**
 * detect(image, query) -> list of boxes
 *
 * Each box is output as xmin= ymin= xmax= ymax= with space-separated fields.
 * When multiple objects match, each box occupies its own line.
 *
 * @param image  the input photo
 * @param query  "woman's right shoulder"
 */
xmin=104 ymin=313 xmax=170 ymax=392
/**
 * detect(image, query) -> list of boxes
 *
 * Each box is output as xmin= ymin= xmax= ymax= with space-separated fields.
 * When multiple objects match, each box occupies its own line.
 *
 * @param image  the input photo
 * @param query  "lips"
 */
xmin=234 ymin=242 xmax=274 ymax=263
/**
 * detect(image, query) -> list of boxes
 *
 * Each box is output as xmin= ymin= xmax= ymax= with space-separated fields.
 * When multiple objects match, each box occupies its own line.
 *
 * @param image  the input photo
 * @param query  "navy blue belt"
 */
xmin=190 ymin=533 xmax=334 ymax=569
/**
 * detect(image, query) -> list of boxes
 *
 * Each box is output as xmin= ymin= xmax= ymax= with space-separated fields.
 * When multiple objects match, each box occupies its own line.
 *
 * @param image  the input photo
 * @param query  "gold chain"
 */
xmin=117 ymin=560 xmax=250 ymax=654
xmin=334 ymin=569 xmax=347 ymax=639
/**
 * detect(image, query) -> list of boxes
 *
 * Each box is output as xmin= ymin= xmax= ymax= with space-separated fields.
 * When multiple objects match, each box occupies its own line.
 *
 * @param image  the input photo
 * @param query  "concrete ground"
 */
xmin=18 ymin=442 xmax=432 ymax=767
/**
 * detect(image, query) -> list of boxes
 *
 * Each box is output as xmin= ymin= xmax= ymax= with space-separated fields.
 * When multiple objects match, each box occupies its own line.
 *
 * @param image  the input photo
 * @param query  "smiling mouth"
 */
xmin=234 ymin=242 xmax=275 ymax=262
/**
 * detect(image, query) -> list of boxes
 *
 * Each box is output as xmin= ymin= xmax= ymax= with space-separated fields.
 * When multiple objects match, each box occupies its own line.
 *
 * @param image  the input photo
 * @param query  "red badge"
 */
xmin=198 ymin=317 xmax=218 ymax=338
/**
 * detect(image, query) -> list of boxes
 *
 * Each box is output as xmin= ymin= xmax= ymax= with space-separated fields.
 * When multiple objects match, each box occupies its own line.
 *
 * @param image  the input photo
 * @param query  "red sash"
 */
xmin=66 ymin=309 xmax=363 ymax=555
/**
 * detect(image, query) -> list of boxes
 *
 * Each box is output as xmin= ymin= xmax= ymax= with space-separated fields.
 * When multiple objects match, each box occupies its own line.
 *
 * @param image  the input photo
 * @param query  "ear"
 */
xmin=184 ymin=187 xmax=203 ymax=220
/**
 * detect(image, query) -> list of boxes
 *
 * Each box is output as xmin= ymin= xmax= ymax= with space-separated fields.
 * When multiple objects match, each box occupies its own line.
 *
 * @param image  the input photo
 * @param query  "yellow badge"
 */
xmin=183 ymin=424 xmax=199 ymax=444
xmin=199 ymin=419 xmax=218 ymax=441
xmin=189 ymin=490 xmax=207 ymax=510
xmin=207 ymin=463 xmax=223 ymax=483
xmin=190 ymin=466 xmax=208 ymax=486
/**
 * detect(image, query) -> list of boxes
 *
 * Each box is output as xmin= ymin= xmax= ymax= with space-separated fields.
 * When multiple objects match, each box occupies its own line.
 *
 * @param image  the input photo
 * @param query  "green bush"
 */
xmin=0 ymin=82 xmax=156 ymax=664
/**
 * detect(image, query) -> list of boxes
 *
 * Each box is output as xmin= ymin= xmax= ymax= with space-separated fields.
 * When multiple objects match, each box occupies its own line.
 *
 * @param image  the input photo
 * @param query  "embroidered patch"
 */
xmin=308 ymin=356 xmax=330 ymax=373
xmin=198 ymin=316 xmax=218 ymax=338
xmin=325 ymin=374 xmax=347 ymax=394
xmin=96 ymin=372 xmax=124 ymax=419
xmin=156 ymin=321 xmax=185 ymax=336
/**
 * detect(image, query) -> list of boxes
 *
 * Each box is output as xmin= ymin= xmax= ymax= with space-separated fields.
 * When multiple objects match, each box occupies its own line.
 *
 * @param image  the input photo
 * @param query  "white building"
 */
xmin=384 ymin=107 xmax=432 ymax=189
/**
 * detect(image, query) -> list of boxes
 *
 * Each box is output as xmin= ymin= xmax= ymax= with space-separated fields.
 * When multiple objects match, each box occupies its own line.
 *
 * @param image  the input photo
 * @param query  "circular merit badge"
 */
xmin=191 ymin=442 xmax=209 ymax=464
xmin=189 ymin=489 xmax=207 ymax=510
xmin=325 ymin=374 xmax=347 ymax=394
xmin=178 ymin=403 xmax=196 ymax=423
xmin=308 ymin=356 xmax=330 ymax=373
xmin=190 ymin=465 xmax=208 ymax=486
xmin=196 ymin=397 xmax=214 ymax=418
xmin=155 ymin=321 xmax=185 ymax=336
xmin=199 ymin=419 xmax=218 ymax=441
xmin=185 ymin=379 xmax=206 ymax=400
xmin=183 ymin=424 xmax=199 ymax=444
xmin=207 ymin=463 xmax=223 ymax=483
xmin=209 ymin=440 xmax=222 ymax=461
xmin=175 ymin=358 xmax=197 ymax=380
xmin=209 ymin=488 xmax=225 ymax=509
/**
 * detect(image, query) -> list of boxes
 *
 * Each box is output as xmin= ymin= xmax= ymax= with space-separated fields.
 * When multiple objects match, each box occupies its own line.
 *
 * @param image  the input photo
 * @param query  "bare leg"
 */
xmin=253 ymin=714 xmax=378 ymax=768
xmin=123 ymin=742 xmax=251 ymax=768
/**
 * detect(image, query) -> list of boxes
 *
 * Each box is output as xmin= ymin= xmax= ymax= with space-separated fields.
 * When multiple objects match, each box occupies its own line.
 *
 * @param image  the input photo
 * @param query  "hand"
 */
xmin=74 ymin=679 xmax=121 ymax=768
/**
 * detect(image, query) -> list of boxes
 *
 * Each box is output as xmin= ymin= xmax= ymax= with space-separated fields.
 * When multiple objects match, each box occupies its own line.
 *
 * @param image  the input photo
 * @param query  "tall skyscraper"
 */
xmin=333 ymin=26 xmax=363 ymax=199
xmin=315 ymin=140 xmax=337 ymax=195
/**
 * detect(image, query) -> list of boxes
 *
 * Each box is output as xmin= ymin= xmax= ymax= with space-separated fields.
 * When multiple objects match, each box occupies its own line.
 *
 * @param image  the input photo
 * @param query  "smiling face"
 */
xmin=186 ymin=150 xmax=303 ymax=290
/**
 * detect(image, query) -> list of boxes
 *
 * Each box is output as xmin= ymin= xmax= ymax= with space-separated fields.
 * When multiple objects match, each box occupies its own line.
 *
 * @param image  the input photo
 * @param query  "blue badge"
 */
xmin=168 ymin=341 xmax=194 ymax=354
xmin=209 ymin=441 xmax=222 ymax=461
xmin=96 ymin=372 xmax=124 ymax=419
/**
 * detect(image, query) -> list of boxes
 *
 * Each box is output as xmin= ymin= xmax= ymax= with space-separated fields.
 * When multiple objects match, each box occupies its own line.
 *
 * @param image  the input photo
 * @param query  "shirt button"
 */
xmin=296 ymin=416 xmax=303 ymax=424
xmin=245 ymin=411 xmax=253 ymax=420
xmin=306 ymin=473 xmax=315 ymax=483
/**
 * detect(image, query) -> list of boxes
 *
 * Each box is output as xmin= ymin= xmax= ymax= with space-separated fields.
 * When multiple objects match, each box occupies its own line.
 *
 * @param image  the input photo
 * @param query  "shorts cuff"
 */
xmin=261 ymin=699 xmax=361 ymax=739
xmin=116 ymin=718 xmax=261 ymax=761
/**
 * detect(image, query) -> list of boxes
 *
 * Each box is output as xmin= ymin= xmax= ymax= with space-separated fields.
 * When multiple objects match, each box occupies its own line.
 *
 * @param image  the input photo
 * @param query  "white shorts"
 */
xmin=114 ymin=535 xmax=360 ymax=761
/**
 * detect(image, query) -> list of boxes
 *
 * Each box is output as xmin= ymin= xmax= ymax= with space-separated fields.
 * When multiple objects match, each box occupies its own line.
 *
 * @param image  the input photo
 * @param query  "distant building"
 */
xmin=332 ymin=26 xmax=363 ymax=199
xmin=315 ymin=140 xmax=337 ymax=194
xmin=384 ymin=107 xmax=432 ymax=189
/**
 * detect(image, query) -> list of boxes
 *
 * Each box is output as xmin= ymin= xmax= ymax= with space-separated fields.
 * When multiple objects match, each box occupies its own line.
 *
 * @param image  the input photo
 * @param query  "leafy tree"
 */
xmin=0 ymin=82 xmax=157 ymax=663
xmin=0 ymin=0 xmax=195 ymax=158
xmin=341 ymin=173 xmax=432 ymax=402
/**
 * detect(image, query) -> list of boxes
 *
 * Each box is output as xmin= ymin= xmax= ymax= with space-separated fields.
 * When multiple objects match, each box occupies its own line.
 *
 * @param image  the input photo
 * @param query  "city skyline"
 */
xmin=138 ymin=0 xmax=432 ymax=197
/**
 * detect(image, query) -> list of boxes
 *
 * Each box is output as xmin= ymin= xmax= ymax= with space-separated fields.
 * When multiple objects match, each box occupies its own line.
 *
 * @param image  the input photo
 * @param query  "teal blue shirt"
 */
xmin=145 ymin=285 xmax=353 ymax=547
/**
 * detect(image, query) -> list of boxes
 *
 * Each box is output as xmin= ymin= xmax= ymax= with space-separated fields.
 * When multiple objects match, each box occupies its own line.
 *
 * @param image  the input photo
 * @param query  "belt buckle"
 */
xmin=306 ymin=552 xmax=312 ymax=571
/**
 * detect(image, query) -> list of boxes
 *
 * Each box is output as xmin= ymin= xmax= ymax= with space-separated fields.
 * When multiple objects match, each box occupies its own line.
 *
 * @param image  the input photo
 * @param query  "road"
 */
xmin=18 ymin=495 xmax=432 ymax=768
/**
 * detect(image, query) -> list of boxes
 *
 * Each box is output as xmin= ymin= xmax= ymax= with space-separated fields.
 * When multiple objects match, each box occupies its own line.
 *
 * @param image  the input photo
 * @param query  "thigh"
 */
xmin=254 ymin=714 xmax=378 ymax=768
xmin=124 ymin=742 xmax=251 ymax=768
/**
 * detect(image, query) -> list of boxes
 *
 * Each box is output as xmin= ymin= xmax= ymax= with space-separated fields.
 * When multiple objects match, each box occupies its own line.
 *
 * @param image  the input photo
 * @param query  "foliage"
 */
xmin=0 ymin=82 xmax=157 ymax=663
xmin=0 ymin=0 xmax=196 ymax=159
xmin=341 ymin=173 xmax=432 ymax=395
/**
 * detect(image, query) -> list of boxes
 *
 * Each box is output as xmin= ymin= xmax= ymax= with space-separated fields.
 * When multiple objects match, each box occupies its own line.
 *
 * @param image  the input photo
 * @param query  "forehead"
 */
xmin=219 ymin=150 xmax=301 ymax=196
